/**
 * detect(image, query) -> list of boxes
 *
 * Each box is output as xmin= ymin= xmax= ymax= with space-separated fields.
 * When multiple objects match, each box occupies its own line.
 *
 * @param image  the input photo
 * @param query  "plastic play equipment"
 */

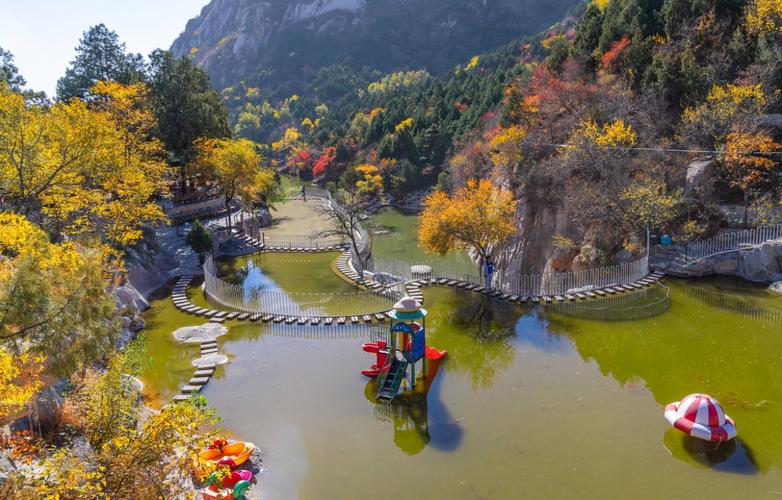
xmin=362 ymin=296 xmax=447 ymax=401
xmin=203 ymin=470 xmax=253 ymax=500
xmin=200 ymin=440 xmax=256 ymax=468
xmin=664 ymin=393 xmax=737 ymax=442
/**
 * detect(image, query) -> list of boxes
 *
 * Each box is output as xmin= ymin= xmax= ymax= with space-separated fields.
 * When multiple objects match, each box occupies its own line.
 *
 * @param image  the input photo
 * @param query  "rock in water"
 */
xmin=770 ymin=281 xmax=782 ymax=294
xmin=173 ymin=323 xmax=228 ymax=343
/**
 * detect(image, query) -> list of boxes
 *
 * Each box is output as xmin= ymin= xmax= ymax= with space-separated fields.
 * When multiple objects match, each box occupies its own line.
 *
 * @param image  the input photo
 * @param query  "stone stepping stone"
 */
xmin=520 ymin=296 xmax=530 ymax=303
xmin=531 ymin=297 xmax=540 ymax=303
xmin=362 ymin=315 xmax=373 ymax=323
xmin=204 ymin=310 xmax=217 ymax=317
xmin=564 ymin=294 xmax=576 ymax=301
xmin=310 ymin=317 xmax=321 ymax=325
xmin=194 ymin=369 xmax=214 ymax=377
xmin=209 ymin=318 xmax=225 ymax=324
xmin=337 ymin=317 xmax=346 ymax=325
xmin=201 ymin=348 xmax=218 ymax=356
xmin=262 ymin=314 xmax=274 ymax=322
xmin=374 ymin=313 xmax=386 ymax=321
xmin=237 ymin=313 xmax=250 ymax=321
xmin=575 ymin=293 xmax=587 ymax=300
xmin=585 ymin=292 xmax=597 ymax=298
xmin=194 ymin=308 xmax=209 ymax=315
xmin=180 ymin=385 xmax=202 ymax=394
xmin=272 ymin=316 xmax=285 ymax=323
xmin=172 ymin=394 xmax=191 ymax=402
xmin=509 ymin=295 xmax=520 ymax=302
xmin=284 ymin=317 xmax=297 ymax=324
xmin=297 ymin=317 xmax=308 ymax=325
xmin=473 ymin=286 xmax=485 ymax=293
xmin=350 ymin=316 xmax=360 ymax=324
xmin=324 ymin=317 xmax=334 ymax=326
xmin=195 ymin=362 xmax=216 ymax=370
xmin=189 ymin=377 xmax=211 ymax=386
xmin=225 ymin=312 xmax=239 ymax=320
xmin=213 ymin=311 xmax=228 ymax=318
xmin=554 ymin=295 xmax=565 ymax=302
xmin=249 ymin=314 xmax=262 ymax=321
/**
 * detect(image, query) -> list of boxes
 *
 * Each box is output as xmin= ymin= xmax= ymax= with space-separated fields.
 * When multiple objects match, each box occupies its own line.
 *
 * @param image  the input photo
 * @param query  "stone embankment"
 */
xmin=651 ymin=239 xmax=782 ymax=284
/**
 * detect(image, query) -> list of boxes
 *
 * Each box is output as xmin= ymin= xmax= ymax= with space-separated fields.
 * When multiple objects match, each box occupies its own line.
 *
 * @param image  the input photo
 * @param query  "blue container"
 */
xmin=660 ymin=234 xmax=673 ymax=245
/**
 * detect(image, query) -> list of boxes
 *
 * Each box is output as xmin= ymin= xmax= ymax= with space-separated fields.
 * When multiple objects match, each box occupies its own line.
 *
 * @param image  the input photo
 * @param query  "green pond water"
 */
xmin=137 ymin=205 xmax=782 ymax=499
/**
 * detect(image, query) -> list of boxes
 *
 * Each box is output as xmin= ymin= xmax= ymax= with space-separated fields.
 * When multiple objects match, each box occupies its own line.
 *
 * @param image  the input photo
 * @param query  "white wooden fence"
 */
xmin=685 ymin=225 xmax=782 ymax=261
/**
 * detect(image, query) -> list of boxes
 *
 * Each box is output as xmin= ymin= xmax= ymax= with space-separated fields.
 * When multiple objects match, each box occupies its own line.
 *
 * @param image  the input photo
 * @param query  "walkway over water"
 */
xmin=684 ymin=224 xmax=782 ymax=262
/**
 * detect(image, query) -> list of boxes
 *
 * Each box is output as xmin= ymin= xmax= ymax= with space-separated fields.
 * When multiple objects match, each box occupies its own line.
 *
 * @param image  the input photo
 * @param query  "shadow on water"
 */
xmin=663 ymin=429 xmax=759 ymax=475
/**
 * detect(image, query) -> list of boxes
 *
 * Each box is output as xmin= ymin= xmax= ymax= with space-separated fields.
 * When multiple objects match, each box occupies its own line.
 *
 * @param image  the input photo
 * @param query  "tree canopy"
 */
xmin=56 ymin=24 xmax=146 ymax=101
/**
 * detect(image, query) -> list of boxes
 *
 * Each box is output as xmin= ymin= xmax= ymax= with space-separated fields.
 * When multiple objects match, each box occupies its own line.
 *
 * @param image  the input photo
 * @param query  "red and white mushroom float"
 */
xmin=664 ymin=393 xmax=737 ymax=442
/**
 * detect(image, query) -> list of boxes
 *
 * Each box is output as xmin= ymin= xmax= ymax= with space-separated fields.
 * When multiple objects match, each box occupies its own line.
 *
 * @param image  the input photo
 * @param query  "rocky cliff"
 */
xmin=171 ymin=0 xmax=579 ymax=94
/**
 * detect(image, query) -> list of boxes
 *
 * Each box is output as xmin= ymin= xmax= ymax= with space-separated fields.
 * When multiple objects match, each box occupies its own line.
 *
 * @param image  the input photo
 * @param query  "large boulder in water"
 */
xmin=173 ymin=323 xmax=227 ymax=344
xmin=737 ymin=240 xmax=782 ymax=283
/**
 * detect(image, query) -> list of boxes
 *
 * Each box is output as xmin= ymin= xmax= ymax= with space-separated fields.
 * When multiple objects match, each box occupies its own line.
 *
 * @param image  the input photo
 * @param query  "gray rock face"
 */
xmin=770 ymin=281 xmax=782 ymax=293
xmin=736 ymin=240 xmax=782 ymax=283
xmin=171 ymin=0 xmax=579 ymax=91
xmin=114 ymin=282 xmax=150 ymax=313
xmin=685 ymin=159 xmax=716 ymax=198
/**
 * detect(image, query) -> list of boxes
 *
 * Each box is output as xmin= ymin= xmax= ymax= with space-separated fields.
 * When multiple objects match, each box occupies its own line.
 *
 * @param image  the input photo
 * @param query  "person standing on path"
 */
xmin=485 ymin=258 xmax=495 ymax=290
xmin=301 ymin=184 xmax=307 ymax=201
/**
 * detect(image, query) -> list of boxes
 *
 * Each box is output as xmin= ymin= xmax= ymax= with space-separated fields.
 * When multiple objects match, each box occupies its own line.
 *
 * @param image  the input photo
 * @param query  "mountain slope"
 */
xmin=171 ymin=0 xmax=579 ymax=97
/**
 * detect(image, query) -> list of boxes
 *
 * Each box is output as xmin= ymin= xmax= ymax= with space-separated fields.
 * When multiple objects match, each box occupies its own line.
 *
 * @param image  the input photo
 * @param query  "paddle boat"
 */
xmin=200 ymin=439 xmax=256 ymax=468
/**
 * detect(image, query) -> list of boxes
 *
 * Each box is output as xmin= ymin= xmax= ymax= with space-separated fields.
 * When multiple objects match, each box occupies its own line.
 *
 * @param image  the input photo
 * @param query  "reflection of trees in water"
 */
xmin=432 ymin=293 xmax=516 ymax=390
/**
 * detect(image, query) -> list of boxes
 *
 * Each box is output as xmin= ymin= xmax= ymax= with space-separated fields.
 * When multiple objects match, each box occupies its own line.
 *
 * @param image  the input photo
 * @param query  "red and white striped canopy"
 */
xmin=664 ymin=393 xmax=737 ymax=442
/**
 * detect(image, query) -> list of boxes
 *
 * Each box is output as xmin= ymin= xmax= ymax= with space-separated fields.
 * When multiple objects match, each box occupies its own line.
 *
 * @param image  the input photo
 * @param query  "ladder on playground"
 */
xmin=376 ymin=350 xmax=408 ymax=401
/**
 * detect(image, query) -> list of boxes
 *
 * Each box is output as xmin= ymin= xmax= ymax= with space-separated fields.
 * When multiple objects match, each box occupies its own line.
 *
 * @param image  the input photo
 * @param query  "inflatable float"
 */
xmin=664 ymin=393 xmax=737 ymax=442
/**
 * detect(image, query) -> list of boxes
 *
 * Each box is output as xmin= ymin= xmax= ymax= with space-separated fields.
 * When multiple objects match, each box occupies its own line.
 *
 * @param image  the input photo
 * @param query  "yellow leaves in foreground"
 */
xmin=683 ymin=84 xmax=767 ymax=127
xmin=489 ymin=125 xmax=526 ymax=167
xmin=418 ymin=179 xmax=516 ymax=261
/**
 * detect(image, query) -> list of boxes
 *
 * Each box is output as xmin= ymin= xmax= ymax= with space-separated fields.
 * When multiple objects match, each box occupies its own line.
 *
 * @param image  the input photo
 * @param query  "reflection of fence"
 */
xmin=685 ymin=225 xmax=782 ymax=261
xmin=204 ymin=256 xmax=398 ymax=316
xmin=495 ymin=255 xmax=649 ymax=297
xmin=547 ymin=282 xmax=671 ymax=321
xmin=682 ymin=283 xmax=782 ymax=328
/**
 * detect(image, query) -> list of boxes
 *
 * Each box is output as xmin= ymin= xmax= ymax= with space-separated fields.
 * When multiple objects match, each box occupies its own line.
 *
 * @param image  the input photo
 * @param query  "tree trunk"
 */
xmin=743 ymin=191 xmax=750 ymax=229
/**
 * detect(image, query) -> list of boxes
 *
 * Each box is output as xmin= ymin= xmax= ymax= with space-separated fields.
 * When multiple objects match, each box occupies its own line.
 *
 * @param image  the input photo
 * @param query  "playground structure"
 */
xmin=361 ymin=296 xmax=447 ymax=401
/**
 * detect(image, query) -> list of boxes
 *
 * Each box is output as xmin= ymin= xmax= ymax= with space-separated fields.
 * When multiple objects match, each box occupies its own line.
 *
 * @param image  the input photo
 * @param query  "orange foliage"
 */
xmin=601 ymin=36 xmax=631 ymax=71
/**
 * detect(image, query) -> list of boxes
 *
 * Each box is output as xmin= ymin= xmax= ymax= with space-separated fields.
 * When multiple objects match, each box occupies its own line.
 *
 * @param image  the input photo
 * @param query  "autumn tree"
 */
xmin=418 ymin=179 xmax=517 ymax=269
xmin=0 ymin=349 xmax=44 ymax=421
xmin=722 ymin=129 xmax=782 ymax=227
xmin=0 ymin=82 xmax=166 ymax=259
xmin=745 ymin=0 xmax=782 ymax=35
xmin=620 ymin=179 xmax=683 ymax=232
xmin=192 ymin=138 xmax=278 ymax=231
xmin=0 ymin=47 xmax=26 ymax=92
xmin=0 ymin=213 xmax=117 ymax=375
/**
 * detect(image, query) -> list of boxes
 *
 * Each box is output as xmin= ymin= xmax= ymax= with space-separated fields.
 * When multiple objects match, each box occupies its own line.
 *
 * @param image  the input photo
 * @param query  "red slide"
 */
xmin=425 ymin=346 xmax=448 ymax=360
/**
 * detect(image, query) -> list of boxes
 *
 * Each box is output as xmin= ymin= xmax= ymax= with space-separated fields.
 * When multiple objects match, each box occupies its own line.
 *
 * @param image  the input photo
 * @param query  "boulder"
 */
xmin=770 ymin=281 xmax=782 ymax=294
xmin=570 ymin=254 xmax=589 ymax=272
xmin=685 ymin=159 xmax=716 ymax=198
xmin=737 ymin=241 xmax=782 ymax=283
xmin=173 ymin=323 xmax=228 ymax=344
xmin=114 ymin=282 xmax=150 ymax=313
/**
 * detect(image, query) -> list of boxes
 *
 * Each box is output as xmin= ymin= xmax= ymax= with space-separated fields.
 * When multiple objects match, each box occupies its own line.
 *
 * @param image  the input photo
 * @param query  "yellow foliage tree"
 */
xmin=418 ymin=179 xmax=516 ymax=266
xmin=682 ymin=84 xmax=767 ymax=145
xmin=0 ymin=349 xmax=44 ymax=421
xmin=620 ymin=179 xmax=683 ymax=231
xmin=0 ymin=212 xmax=117 ymax=375
xmin=745 ymin=0 xmax=782 ymax=35
xmin=488 ymin=125 xmax=526 ymax=169
xmin=0 ymin=82 xmax=165 ymax=258
xmin=355 ymin=164 xmax=384 ymax=196
xmin=579 ymin=119 xmax=636 ymax=147
xmin=193 ymin=138 xmax=277 ymax=230
xmin=723 ymin=129 xmax=782 ymax=226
